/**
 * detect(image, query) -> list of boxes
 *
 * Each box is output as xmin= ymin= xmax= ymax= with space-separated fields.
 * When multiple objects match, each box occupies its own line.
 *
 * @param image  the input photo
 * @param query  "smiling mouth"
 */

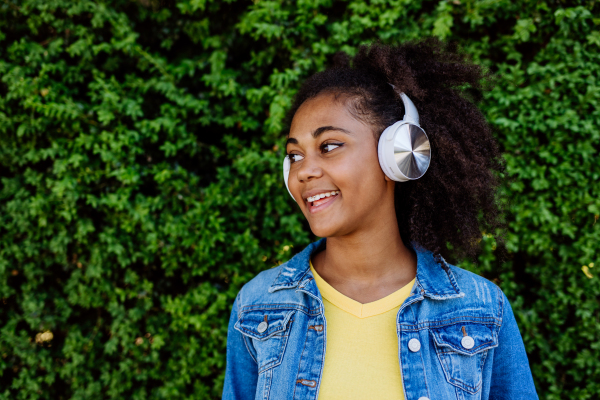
xmin=307 ymin=191 xmax=340 ymax=207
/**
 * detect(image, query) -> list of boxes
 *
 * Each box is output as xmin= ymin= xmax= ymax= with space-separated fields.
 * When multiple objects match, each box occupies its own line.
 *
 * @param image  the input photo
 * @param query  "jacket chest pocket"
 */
xmin=431 ymin=322 xmax=498 ymax=395
xmin=235 ymin=309 xmax=295 ymax=374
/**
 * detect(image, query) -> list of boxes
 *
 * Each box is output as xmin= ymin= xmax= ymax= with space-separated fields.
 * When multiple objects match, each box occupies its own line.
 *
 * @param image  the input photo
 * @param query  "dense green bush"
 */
xmin=1 ymin=0 xmax=599 ymax=398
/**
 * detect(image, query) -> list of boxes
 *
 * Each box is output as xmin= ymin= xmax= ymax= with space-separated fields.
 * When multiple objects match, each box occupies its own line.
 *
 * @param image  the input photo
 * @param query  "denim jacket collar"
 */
xmin=268 ymin=238 xmax=464 ymax=300
xmin=267 ymin=240 xmax=321 ymax=293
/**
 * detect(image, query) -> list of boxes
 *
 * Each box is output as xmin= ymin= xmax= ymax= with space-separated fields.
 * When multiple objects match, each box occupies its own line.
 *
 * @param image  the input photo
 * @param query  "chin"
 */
xmin=307 ymin=220 xmax=347 ymax=239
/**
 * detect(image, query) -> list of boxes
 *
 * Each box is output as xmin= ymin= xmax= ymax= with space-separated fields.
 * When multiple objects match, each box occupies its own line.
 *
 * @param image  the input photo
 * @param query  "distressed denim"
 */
xmin=223 ymin=239 xmax=538 ymax=400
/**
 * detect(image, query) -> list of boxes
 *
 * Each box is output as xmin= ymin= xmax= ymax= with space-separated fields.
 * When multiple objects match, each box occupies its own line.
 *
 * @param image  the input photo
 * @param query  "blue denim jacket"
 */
xmin=223 ymin=239 xmax=538 ymax=400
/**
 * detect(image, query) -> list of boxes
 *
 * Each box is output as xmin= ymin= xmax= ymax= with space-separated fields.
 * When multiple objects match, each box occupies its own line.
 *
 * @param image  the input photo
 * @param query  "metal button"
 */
xmin=461 ymin=336 xmax=475 ymax=349
xmin=408 ymin=338 xmax=421 ymax=352
xmin=418 ymin=397 xmax=430 ymax=400
xmin=257 ymin=321 xmax=268 ymax=333
xmin=257 ymin=315 xmax=270 ymax=334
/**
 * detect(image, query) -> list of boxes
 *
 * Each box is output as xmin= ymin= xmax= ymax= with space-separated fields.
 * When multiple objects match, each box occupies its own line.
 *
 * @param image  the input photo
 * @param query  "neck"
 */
xmin=312 ymin=207 xmax=417 ymax=303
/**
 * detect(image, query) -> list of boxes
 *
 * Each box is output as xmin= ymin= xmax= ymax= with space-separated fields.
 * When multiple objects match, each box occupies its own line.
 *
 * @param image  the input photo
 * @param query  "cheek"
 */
xmin=336 ymin=151 xmax=386 ymax=199
xmin=287 ymin=170 xmax=303 ymax=200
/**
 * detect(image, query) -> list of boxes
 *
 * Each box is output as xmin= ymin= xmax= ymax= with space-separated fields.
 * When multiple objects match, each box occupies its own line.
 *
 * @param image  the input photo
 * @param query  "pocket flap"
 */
xmin=431 ymin=322 xmax=498 ymax=356
xmin=235 ymin=309 xmax=295 ymax=341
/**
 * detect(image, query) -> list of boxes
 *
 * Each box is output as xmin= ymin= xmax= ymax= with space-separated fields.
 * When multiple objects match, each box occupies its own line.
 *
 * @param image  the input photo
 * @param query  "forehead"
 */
xmin=289 ymin=93 xmax=362 ymax=136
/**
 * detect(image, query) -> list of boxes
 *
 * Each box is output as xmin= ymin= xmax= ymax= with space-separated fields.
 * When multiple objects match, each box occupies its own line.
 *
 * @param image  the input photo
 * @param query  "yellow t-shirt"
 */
xmin=310 ymin=262 xmax=415 ymax=400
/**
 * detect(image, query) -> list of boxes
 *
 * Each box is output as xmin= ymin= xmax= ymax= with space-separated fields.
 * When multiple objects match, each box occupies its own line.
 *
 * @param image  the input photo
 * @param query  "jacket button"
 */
xmin=257 ymin=321 xmax=268 ymax=333
xmin=461 ymin=336 xmax=475 ymax=349
xmin=418 ymin=397 xmax=430 ymax=400
xmin=408 ymin=338 xmax=421 ymax=352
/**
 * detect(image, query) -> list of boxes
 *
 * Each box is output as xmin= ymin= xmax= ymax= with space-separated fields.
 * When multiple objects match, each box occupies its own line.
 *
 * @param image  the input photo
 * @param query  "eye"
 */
xmin=287 ymin=153 xmax=304 ymax=163
xmin=322 ymin=143 xmax=343 ymax=153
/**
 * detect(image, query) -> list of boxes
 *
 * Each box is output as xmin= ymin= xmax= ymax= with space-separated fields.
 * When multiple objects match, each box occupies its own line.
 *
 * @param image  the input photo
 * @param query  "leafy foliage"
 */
xmin=0 ymin=0 xmax=598 ymax=399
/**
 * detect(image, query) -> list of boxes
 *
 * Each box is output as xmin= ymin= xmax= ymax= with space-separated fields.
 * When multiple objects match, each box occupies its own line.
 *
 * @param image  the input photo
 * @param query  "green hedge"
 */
xmin=1 ymin=0 xmax=599 ymax=398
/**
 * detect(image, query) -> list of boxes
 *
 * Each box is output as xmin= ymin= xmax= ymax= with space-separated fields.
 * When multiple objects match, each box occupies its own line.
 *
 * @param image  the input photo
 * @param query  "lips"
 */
xmin=305 ymin=190 xmax=340 ymax=212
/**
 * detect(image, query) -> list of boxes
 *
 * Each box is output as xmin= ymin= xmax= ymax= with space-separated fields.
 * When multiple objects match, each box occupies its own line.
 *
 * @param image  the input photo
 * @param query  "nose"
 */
xmin=296 ymin=156 xmax=323 ymax=183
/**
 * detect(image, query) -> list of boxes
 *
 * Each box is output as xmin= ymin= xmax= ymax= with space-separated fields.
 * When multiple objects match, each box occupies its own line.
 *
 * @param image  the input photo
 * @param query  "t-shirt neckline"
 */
xmin=310 ymin=260 xmax=415 ymax=319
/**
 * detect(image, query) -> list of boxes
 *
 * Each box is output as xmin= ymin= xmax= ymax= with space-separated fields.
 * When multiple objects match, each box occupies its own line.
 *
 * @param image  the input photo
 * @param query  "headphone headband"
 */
xmin=389 ymin=84 xmax=419 ymax=125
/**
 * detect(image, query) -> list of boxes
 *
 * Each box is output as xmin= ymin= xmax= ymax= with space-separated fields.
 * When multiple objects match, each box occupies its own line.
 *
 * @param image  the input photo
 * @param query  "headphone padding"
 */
xmin=378 ymin=122 xmax=405 ymax=182
xmin=282 ymin=157 xmax=296 ymax=201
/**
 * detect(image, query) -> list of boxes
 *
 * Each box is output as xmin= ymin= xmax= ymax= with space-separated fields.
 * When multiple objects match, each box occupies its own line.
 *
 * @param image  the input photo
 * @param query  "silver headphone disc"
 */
xmin=393 ymin=124 xmax=431 ymax=179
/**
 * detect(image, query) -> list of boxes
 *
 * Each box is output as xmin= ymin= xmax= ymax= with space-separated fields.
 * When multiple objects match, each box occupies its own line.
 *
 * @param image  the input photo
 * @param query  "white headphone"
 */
xmin=283 ymin=92 xmax=431 ymax=201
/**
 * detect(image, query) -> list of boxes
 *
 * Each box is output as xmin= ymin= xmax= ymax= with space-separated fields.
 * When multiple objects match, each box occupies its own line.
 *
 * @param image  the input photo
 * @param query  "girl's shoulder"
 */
xmin=234 ymin=240 xmax=322 ymax=313
xmin=417 ymin=251 xmax=509 ymax=328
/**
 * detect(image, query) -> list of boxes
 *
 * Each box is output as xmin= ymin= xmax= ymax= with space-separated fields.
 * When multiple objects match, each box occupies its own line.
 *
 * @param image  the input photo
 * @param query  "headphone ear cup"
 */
xmin=378 ymin=121 xmax=431 ymax=182
xmin=282 ymin=157 xmax=296 ymax=201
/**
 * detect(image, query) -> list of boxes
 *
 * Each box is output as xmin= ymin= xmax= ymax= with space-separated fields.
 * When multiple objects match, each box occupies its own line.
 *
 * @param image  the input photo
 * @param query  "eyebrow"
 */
xmin=286 ymin=126 xmax=351 ymax=147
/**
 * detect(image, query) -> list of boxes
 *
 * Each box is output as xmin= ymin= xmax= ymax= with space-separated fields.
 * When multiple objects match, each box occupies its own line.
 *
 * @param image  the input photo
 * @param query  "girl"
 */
xmin=222 ymin=40 xmax=538 ymax=400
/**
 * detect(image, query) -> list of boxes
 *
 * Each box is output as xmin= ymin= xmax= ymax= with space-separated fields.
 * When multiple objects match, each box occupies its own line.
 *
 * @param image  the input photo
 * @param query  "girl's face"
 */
xmin=286 ymin=93 xmax=396 ymax=238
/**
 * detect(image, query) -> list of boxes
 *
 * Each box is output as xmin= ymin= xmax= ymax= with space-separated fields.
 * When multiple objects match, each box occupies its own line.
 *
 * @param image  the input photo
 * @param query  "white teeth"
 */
xmin=307 ymin=191 xmax=339 ymax=203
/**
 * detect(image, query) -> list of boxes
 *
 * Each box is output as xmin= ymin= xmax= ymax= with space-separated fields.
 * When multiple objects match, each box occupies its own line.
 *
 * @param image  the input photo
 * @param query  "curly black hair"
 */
xmin=287 ymin=39 xmax=504 ymax=262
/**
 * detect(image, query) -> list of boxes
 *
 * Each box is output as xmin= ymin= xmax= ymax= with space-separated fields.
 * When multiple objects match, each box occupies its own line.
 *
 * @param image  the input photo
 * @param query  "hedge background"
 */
xmin=1 ymin=0 xmax=599 ymax=399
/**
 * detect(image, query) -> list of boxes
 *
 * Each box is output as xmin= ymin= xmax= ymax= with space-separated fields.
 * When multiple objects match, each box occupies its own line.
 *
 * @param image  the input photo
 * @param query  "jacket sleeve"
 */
xmin=489 ymin=292 xmax=539 ymax=400
xmin=222 ymin=292 xmax=258 ymax=400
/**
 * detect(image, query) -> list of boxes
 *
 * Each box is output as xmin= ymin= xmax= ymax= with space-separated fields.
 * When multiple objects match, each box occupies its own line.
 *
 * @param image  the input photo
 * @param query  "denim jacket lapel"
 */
xmin=268 ymin=239 xmax=324 ymax=293
xmin=413 ymin=244 xmax=464 ymax=300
